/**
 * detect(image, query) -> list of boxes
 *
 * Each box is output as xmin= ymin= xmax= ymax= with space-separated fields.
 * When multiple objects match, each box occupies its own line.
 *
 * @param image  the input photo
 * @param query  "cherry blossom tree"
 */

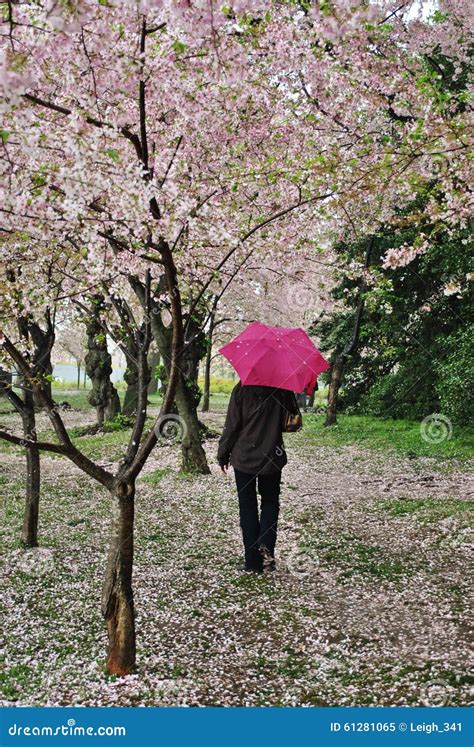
xmin=1 ymin=0 xmax=472 ymax=676
xmin=1 ymin=0 xmax=318 ymax=676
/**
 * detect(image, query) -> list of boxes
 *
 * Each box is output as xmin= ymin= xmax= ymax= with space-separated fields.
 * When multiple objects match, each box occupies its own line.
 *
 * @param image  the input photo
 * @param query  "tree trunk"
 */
xmin=21 ymin=388 xmax=40 ymax=547
xmin=201 ymin=344 xmax=211 ymax=412
xmin=201 ymin=302 xmax=217 ymax=413
xmin=296 ymin=392 xmax=307 ymax=410
xmin=324 ymin=355 xmax=344 ymax=427
xmin=175 ymin=375 xmax=210 ymax=474
xmin=102 ymin=480 xmax=136 ymax=676
xmin=175 ymin=314 xmax=210 ymax=473
xmin=105 ymin=388 xmax=121 ymax=421
xmin=147 ymin=349 xmax=160 ymax=395
xmin=122 ymin=335 xmax=139 ymax=417
xmin=84 ymin=295 xmax=121 ymax=425
xmin=0 ymin=370 xmax=40 ymax=547
xmin=15 ymin=316 xmax=51 ymax=546
xmin=28 ymin=322 xmax=54 ymax=408
xmin=123 ymin=378 xmax=139 ymax=416
xmin=77 ymin=363 xmax=81 ymax=390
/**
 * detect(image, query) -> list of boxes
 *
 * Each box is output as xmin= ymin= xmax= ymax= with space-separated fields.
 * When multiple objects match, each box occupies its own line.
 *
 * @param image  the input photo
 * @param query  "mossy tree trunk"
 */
xmin=84 ymin=295 xmax=121 ymax=425
xmin=28 ymin=315 xmax=55 ymax=408
xmin=147 ymin=349 xmax=160 ymax=394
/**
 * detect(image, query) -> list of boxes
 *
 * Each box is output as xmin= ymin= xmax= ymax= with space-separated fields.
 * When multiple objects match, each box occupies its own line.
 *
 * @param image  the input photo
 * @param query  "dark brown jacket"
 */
xmin=217 ymin=383 xmax=298 ymax=474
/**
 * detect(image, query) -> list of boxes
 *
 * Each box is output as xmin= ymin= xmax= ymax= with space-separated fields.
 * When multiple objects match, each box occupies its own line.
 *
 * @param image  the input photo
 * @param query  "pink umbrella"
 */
xmin=219 ymin=321 xmax=330 ymax=396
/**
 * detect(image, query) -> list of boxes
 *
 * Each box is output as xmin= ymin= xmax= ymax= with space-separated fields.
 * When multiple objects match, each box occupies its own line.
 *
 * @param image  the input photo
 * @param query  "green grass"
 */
xmin=69 ymin=429 xmax=133 ymax=461
xmin=294 ymin=508 xmax=421 ymax=583
xmin=50 ymin=389 xmax=94 ymax=411
xmin=0 ymin=661 xmax=46 ymax=702
xmin=376 ymin=497 xmax=473 ymax=524
xmin=302 ymin=414 xmax=474 ymax=462
xmin=319 ymin=533 xmax=416 ymax=582
xmin=141 ymin=467 xmax=172 ymax=485
xmin=302 ymin=660 xmax=471 ymax=707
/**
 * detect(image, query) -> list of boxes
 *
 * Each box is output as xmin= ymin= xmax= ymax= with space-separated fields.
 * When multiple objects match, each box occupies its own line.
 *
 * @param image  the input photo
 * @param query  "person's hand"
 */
xmin=220 ymin=464 xmax=228 ymax=475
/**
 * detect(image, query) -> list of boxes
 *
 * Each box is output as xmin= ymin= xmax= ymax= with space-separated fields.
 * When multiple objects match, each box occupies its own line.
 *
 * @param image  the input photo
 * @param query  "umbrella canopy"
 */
xmin=219 ymin=321 xmax=330 ymax=396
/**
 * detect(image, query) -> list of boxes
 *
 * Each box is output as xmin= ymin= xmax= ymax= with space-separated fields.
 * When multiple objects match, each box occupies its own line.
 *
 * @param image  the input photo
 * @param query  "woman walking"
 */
xmin=218 ymin=383 xmax=299 ymax=574
xmin=217 ymin=322 xmax=329 ymax=574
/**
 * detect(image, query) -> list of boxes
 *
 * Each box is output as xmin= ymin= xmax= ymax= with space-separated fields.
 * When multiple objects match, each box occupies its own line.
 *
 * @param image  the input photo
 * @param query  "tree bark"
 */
xmin=21 ymin=381 xmax=40 ymax=547
xmin=123 ymin=378 xmax=138 ymax=416
xmin=84 ymin=295 xmax=121 ymax=425
xmin=0 ymin=370 xmax=40 ymax=547
xmin=15 ymin=317 xmax=50 ymax=546
xmin=77 ymin=362 xmax=81 ymax=390
xmin=173 ymin=315 xmax=210 ymax=473
xmin=324 ymin=355 xmax=344 ymax=427
xmin=28 ymin=319 xmax=55 ymax=407
xmin=122 ymin=331 xmax=140 ymax=417
xmin=102 ymin=480 xmax=136 ymax=676
xmin=201 ymin=344 xmax=211 ymax=412
xmin=23 ymin=451 xmax=40 ymax=546
xmin=201 ymin=304 xmax=216 ymax=413
xmin=105 ymin=388 xmax=121 ymax=421
xmin=175 ymin=376 xmax=210 ymax=473
xmin=147 ymin=349 xmax=160 ymax=394
xmin=122 ymin=352 xmax=138 ymax=417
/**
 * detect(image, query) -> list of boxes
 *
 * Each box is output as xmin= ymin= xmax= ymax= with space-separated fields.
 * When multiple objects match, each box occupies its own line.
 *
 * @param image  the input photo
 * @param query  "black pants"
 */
xmin=234 ymin=469 xmax=282 ymax=571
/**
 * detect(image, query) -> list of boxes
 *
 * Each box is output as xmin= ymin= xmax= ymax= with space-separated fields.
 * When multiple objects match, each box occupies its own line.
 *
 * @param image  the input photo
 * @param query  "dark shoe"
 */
xmin=238 ymin=563 xmax=263 ymax=575
xmin=259 ymin=545 xmax=276 ymax=571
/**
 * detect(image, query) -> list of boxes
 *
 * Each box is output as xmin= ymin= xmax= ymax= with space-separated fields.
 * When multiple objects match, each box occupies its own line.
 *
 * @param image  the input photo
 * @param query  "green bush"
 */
xmin=198 ymin=376 xmax=235 ymax=394
xmin=358 ymin=366 xmax=439 ymax=421
xmin=434 ymin=326 xmax=474 ymax=426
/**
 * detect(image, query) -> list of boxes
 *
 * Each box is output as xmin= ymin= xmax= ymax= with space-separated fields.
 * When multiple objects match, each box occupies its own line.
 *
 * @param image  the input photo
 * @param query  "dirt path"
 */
xmin=0 ymin=407 xmax=472 ymax=706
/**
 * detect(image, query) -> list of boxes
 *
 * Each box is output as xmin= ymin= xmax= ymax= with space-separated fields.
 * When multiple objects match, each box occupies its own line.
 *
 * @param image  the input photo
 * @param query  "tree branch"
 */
xmin=23 ymin=93 xmax=143 ymax=161
xmin=0 ymin=429 xmax=71 ymax=455
xmin=0 ymin=333 xmax=114 ymax=489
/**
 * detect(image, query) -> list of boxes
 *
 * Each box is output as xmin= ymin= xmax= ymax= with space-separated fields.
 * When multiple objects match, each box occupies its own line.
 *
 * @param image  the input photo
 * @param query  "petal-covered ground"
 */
xmin=0 ymin=397 xmax=472 ymax=707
